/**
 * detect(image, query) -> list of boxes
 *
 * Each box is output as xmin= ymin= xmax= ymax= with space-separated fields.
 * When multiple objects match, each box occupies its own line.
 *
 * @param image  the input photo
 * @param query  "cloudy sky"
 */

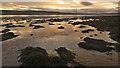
xmin=1 ymin=0 xmax=119 ymax=13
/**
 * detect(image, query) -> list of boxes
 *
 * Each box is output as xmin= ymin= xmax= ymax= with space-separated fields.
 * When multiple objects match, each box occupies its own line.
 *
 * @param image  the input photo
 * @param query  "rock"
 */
xmin=82 ymin=29 xmax=94 ymax=33
xmin=34 ymin=20 xmax=46 ymax=24
xmin=94 ymin=34 xmax=98 ymax=36
xmin=17 ymin=22 xmax=24 ymax=24
xmin=75 ymin=30 xmax=78 ymax=32
xmin=29 ymin=23 xmax=34 ymax=26
xmin=89 ymin=35 xmax=93 ymax=37
xmin=0 ymin=32 xmax=19 ymax=41
xmin=6 ymin=25 xmax=25 ymax=28
xmin=55 ymin=47 xmax=76 ymax=61
xmin=80 ymin=16 xmax=119 ymax=42
xmin=1 ymin=23 xmax=13 ymax=26
xmin=55 ymin=47 xmax=87 ymax=67
xmin=58 ymin=26 xmax=64 ymax=29
xmin=18 ymin=47 xmax=49 ymax=66
xmin=33 ymin=25 xmax=45 ymax=29
xmin=30 ymin=34 xmax=33 ymax=36
xmin=68 ymin=21 xmax=73 ymax=24
xmin=77 ymin=25 xmax=86 ymax=28
xmin=100 ymin=31 xmax=102 ymax=34
xmin=78 ymin=37 xmax=115 ymax=52
xmin=48 ymin=23 xmax=55 ymax=25
xmin=18 ymin=25 xmax=25 ymax=27
xmin=106 ymin=51 xmax=112 ymax=55
xmin=50 ymin=19 xmax=63 ymax=22
xmin=72 ymin=22 xmax=83 ymax=25
xmin=0 ymin=29 xmax=10 ymax=33
xmin=18 ymin=47 xmax=87 ymax=67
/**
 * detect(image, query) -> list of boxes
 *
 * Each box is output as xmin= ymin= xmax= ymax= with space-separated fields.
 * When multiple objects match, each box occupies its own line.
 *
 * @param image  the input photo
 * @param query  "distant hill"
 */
xmin=1 ymin=10 xmax=119 ymax=15
xmin=1 ymin=10 xmax=75 ymax=15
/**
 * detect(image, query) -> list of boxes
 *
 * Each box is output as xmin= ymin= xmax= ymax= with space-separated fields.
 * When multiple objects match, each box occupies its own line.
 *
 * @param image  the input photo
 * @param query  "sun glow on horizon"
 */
xmin=102 ymin=3 xmax=113 ymax=5
xmin=0 ymin=8 xmax=14 ymax=10
xmin=104 ymin=5 xmax=118 ymax=9
xmin=58 ymin=0 xmax=68 ymax=4
xmin=73 ymin=0 xmax=79 ymax=4
xmin=46 ymin=6 xmax=58 ymax=9
xmin=9 ymin=3 xmax=14 ymax=4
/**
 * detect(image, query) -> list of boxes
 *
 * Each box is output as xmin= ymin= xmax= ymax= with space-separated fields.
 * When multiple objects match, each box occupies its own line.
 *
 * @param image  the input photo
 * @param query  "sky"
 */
xmin=1 ymin=0 xmax=119 ymax=13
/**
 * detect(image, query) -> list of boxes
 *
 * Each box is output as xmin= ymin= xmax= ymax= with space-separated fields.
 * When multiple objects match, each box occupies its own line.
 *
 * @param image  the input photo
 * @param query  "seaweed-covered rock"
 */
xmin=72 ymin=22 xmax=83 ymax=25
xmin=58 ymin=26 xmax=64 ymax=29
xmin=6 ymin=25 xmax=25 ymax=28
xmin=33 ymin=25 xmax=45 ymax=29
xmin=0 ymin=23 xmax=13 ymax=26
xmin=0 ymin=29 xmax=10 ymax=33
xmin=94 ymin=34 xmax=98 ymax=36
xmin=50 ymin=19 xmax=63 ymax=22
xmin=77 ymin=25 xmax=86 ymax=28
xmin=17 ymin=22 xmax=24 ymax=24
xmin=18 ymin=47 xmax=49 ymax=66
xmin=78 ymin=37 xmax=115 ymax=52
xmin=75 ymin=30 xmax=78 ymax=32
xmin=29 ymin=23 xmax=34 ymax=26
xmin=48 ymin=23 xmax=55 ymax=25
xmin=30 ymin=34 xmax=33 ymax=36
xmin=0 ymin=32 xmax=18 ymax=41
xmin=55 ymin=47 xmax=75 ymax=62
xmin=34 ymin=20 xmax=46 ymax=24
xmin=18 ymin=47 xmax=87 ymax=67
xmin=68 ymin=21 xmax=74 ymax=24
xmin=89 ymin=35 xmax=93 ymax=37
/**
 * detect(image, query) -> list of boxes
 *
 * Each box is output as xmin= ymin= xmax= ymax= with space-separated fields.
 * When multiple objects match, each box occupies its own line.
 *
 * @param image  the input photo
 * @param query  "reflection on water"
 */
xmin=2 ymin=15 xmax=118 ymax=66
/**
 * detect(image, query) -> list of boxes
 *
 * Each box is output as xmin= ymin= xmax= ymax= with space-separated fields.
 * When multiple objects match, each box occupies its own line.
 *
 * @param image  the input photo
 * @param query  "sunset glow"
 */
xmin=73 ymin=0 xmax=80 ymax=4
xmin=58 ymin=0 xmax=68 ymax=4
xmin=1 ymin=1 xmax=119 ymax=13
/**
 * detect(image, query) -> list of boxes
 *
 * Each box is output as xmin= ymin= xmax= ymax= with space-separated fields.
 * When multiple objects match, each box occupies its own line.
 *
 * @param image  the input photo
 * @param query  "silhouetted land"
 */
xmin=1 ymin=10 xmax=119 ymax=15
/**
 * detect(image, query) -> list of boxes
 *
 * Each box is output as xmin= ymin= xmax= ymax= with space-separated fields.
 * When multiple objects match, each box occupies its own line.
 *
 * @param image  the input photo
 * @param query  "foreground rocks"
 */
xmin=0 ymin=32 xmax=19 ymax=41
xmin=1 ymin=23 xmax=25 ymax=28
xmin=0 ymin=23 xmax=13 ymax=26
xmin=78 ymin=37 xmax=118 ymax=52
xmin=0 ymin=29 xmax=10 ymax=33
xmin=18 ymin=47 xmax=87 ymax=67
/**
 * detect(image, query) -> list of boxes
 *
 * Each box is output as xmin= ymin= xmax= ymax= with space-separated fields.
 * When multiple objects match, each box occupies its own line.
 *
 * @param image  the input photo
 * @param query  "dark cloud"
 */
xmin=81 ymin=2 xmax=92 ymax=6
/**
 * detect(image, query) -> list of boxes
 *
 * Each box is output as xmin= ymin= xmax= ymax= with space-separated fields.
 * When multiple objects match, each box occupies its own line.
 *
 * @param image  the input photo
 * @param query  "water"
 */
xmin=1 ymin=15 xmax=118 ymax=66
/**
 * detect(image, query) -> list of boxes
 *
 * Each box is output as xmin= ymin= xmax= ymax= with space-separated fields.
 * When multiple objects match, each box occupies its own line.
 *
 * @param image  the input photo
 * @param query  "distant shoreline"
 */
xmin=1 ymin=15 xmax=118 ymax=18
xmin=1 ymin=10 xmax=119 ymax=15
